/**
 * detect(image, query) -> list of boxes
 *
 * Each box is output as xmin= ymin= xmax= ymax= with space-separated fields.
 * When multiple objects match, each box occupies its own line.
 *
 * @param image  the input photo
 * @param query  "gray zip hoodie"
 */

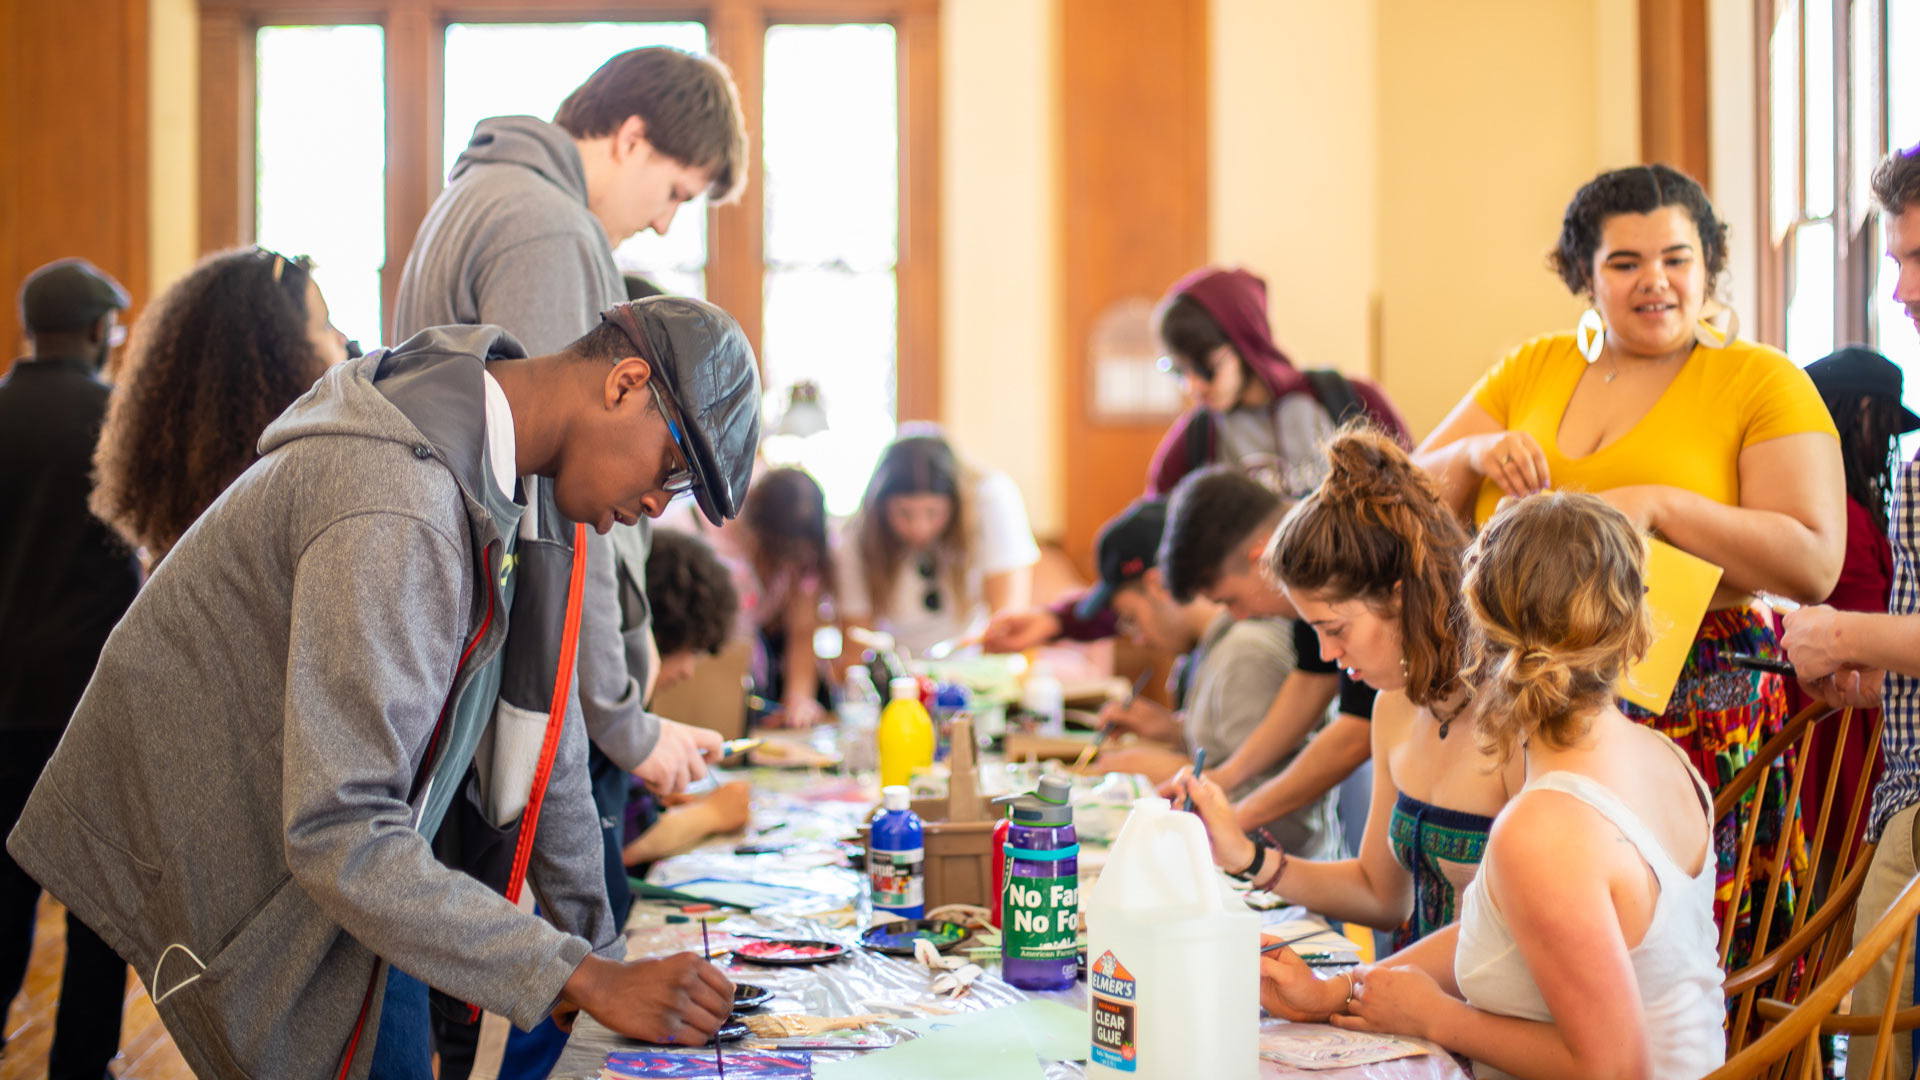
xmin=7 ymin=326 xmax=619 ymax=1079
xmin=393 ymin=113 xmax=660 ymax=774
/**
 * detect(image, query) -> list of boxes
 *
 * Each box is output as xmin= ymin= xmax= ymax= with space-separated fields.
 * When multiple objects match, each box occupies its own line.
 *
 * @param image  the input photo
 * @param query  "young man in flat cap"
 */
xmin=0 ymin=258 xmax=140 ymax=1080
xmin=7 ymin=297 xmax=760 ymax=1079
xmin=391 ymin=47 xmax=750 ymax=1075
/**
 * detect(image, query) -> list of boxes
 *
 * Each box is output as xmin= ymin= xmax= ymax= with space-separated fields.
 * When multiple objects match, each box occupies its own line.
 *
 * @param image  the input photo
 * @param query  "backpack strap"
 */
xmin=1302 ymin=368 xmax=1365 ymax=427
xmin=1183 ymin=408 xmax=1214 ymax=470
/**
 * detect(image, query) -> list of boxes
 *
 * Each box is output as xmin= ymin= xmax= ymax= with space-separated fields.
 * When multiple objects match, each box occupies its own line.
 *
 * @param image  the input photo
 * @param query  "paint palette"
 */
xmin=858 ymin=918 xmax=970 ymax=957
xmin=733 ymin=982 xmax=776 ymax=1010
xmin=735 ymin=938 xmax=848 ymax=966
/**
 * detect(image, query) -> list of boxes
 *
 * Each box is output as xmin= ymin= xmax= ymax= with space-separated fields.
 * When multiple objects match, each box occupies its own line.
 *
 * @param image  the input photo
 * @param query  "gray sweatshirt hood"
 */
xmin=262 ymin=324 xmax=525 ymax=514
xmin=447 ymin=115 xmax=589 ymax=203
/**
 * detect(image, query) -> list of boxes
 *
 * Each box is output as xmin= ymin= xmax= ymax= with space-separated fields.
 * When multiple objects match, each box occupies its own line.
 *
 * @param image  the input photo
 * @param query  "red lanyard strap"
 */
xmin=503 ymin=522 xmax=589 ymax=905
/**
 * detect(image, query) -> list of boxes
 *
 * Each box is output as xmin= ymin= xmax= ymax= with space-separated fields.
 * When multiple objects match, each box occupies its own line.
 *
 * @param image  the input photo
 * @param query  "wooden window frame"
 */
xmin=1753 ymin=0 xmax=1889 ymax=351
xmin=198 ymin=0 xmax=941 ymax=422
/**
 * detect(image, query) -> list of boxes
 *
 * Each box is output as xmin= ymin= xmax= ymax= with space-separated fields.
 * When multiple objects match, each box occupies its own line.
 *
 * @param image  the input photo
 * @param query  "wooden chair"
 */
xmin=1708 ymin=871 xmax=1920 ymax=1079
xmin=1718 ymin=703 xmax=1887 ymax=1053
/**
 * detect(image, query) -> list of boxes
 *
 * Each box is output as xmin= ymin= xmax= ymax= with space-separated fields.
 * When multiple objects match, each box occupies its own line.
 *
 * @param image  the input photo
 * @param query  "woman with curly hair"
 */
xmin=92 ymin=247 xmax=349 ymax=561
xmin=1413 ymin=164 xmax=1845 ymax=965
xmin=1169 ymin=427 xmax=1523 ymax=951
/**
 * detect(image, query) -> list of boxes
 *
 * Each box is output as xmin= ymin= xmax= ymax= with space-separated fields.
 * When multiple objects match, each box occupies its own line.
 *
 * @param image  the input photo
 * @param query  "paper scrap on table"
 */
xmin=658 ymin=877 xmax=831 ymax=910
xmin=1262 ymin=919 xmax=1360 ymax=959
xmin=602 ymin=1049 xmax=813 ymax=1078
xmin=1259 ymin=1026 xmax=1429 ymax=1069
xmin=1618 ymin=537 xmax=1722 ymax=714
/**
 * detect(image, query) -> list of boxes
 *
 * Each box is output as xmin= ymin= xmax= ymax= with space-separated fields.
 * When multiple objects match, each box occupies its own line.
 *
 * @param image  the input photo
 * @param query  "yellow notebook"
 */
xmin=1619 ymin=537 xmax=1724 ymax=714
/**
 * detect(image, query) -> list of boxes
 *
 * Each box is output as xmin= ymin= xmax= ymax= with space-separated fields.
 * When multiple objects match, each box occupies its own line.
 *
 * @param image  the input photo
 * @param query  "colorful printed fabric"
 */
xmin=1388 ymin=791 xmax=1494 ymax=953
xmin=1620 ymin=606 xmax=1804 ymax=970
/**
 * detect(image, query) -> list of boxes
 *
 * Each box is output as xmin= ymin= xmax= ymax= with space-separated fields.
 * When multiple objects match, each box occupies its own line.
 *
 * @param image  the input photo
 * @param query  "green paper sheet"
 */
xmin=813 ymin=1023 xmax=1045 ymax=1080
xmin=895 ymin=1000 xmax=1088 ymax=1061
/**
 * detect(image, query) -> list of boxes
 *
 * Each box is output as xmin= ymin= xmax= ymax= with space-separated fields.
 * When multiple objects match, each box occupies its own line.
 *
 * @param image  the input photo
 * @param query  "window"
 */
xmin=1758 ymin=0 xmax=1906 ymax=389
xmin=253 ymin=25 xmax=386 ymax=350
xmin=203 ymin=0 xmax=940 ymax=494
xmin=759 ymin=23 xmax=899 ymax=513
xmin=442 ymin=21 xmax=710 ymax=299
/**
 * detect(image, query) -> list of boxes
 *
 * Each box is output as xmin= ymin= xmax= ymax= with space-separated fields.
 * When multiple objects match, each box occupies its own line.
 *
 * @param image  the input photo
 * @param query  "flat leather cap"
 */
xmin=601 ymin=297 xmax=762 ymax=525
xmin=20 ymin=258 xmax=129 ymax=333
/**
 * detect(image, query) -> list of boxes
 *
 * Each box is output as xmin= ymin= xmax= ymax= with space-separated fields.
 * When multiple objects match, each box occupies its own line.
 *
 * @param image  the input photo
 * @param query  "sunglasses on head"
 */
xmin=917 ymin=554 xmax=942 ymax=613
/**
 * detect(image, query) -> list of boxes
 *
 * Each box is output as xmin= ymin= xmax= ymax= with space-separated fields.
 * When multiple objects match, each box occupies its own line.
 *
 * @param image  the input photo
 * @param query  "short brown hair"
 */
xmin=1267 ymin=425 xmax=1470 ymax=708
xmin=554 ymin=46 xmax=747 ymax=203
xmin=1462 ymin=492 xmax=1653 ymax=759
xmin=1871 ymin=144 xmax=1920 ymax=217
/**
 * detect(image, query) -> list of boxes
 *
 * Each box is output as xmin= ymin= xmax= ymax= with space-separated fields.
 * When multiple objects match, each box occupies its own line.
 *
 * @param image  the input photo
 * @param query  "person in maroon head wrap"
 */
xmin=983 ymin=266 xmax=1410 ymax=650
xmin=1147 ymin=267 xmax=1409 ymax=497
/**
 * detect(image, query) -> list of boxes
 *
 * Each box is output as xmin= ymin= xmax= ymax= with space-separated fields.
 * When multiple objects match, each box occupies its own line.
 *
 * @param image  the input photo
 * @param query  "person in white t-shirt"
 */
xmin=834 ymin=430 xmax=1040 ymax=658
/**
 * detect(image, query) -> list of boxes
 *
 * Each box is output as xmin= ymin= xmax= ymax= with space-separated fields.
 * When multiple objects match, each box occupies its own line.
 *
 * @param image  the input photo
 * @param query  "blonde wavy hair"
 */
xmin=1462 ymin=491 xmax=1654 ymax=759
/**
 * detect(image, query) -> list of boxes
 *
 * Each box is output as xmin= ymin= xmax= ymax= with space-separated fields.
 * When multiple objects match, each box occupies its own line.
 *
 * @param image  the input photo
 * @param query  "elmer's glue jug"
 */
xmin=1085 ymin=797 xmax=1258 ymax=1079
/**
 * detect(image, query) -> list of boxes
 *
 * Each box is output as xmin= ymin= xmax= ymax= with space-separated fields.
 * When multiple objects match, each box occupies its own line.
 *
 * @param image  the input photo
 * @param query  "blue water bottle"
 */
xmin=870 ymin=785 xmax=926 ymax=918
xmin=1001 ymin=775 xmax=1079 ymax=990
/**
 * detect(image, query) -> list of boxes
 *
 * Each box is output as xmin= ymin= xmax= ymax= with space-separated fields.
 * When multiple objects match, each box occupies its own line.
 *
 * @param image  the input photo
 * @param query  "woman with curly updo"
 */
xmin=1170 ymin=427 xmax=1523 ymax=954
xmin=92 ymin=247 xmax=349 ymax=561
xmin=1258 ymin=492 xmax=1724 ymax=1079
xmin=1414 ymin=164 xmax=1845 ymax=964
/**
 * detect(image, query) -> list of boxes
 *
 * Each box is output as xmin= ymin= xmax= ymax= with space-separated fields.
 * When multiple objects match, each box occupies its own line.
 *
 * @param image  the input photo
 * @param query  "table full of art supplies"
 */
xmin=549 ymin=662 xmax=1469 ymax=1080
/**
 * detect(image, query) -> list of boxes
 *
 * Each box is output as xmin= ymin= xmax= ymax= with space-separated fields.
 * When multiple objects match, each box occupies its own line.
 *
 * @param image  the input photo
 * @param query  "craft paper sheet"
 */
xmin=1259 ymin=1026 xmax=1430 ymax=1070
xmin=1618 ymin=537 xmax=1723 ymax=714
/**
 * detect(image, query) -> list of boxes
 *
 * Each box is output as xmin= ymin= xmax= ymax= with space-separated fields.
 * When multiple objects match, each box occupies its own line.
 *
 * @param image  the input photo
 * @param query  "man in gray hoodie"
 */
xmin=7 ymin=297 xmax=757 ymax=1078
xmin=391 ymin=47 xmax=749 ymax=1077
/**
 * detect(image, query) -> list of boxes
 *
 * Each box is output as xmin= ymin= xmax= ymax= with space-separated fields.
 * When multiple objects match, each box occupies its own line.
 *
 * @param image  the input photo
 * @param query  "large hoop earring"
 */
xmin=1694 ymin=302 xmax=1740 ymax=350
xmin=1576 ymin=308 xmax=1606 ymax=364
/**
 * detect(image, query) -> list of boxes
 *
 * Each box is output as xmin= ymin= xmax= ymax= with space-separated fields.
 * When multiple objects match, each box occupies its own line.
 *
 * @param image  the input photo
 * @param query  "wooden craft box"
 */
xmin=859 ymin=716 xmax=1000 ymax=911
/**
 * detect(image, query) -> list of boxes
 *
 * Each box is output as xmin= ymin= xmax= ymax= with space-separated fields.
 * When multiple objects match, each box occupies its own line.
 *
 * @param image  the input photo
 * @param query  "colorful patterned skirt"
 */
xmin=1620 ymin=607 xmax=1803 ymax=970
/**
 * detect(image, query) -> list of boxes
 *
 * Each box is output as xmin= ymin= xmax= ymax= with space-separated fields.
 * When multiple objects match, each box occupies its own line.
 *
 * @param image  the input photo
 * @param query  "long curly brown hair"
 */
xmin=1268 ymin=424 xmax=1471 ymax=708
xmin=92 ymin=247 xmax=327 ymax=559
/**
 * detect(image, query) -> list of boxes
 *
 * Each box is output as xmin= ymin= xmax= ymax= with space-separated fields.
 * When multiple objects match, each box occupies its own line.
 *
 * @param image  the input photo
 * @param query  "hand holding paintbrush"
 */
xmin=1072 ymin=668 xmax=1154 ymax=773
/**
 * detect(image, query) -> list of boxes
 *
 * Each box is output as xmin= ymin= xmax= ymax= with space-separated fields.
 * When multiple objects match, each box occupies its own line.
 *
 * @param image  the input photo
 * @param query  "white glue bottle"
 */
xmin=1085 ymin=797 xmax=1258 ymax=1079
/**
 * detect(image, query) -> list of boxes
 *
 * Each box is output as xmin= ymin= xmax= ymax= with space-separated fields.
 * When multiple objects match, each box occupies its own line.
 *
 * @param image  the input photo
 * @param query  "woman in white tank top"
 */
xmin=1262 ymin=492 xmax=1726 ymax=1079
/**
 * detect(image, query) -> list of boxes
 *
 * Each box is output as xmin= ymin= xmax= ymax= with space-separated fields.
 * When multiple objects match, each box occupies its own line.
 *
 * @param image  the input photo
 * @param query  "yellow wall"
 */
xmin=149 ymin=0 xmax=198 ymax=297
xmin=1210 ymin=0 xmax=1377 ymax=380
xmin=940 ymin=0 xmax=1062 ymax=537
xmin=1375 ymin=0 xmax=1640 ymax=440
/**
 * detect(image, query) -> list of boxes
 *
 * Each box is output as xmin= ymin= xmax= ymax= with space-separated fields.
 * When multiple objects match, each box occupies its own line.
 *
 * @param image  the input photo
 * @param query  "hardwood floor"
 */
xmin=2 ymin=895 xmax=191 ymax=1080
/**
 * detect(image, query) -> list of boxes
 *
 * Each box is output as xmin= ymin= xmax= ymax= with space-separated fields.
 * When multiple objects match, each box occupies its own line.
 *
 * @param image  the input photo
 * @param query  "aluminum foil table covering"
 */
xmin=545 ymin=766 xmax=1469 ymax=1079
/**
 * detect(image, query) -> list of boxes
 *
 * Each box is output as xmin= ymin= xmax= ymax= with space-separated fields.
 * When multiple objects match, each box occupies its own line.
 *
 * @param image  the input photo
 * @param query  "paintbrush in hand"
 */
xmin=701 ymin=918 xmax=725 ymax=1077
xmin=1073 ymin=668 xmax=1153 ymax=774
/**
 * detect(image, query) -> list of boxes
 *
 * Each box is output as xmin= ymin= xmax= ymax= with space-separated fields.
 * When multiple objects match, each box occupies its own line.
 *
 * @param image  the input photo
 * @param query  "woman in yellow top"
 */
xmin=1414 ymin=164 xmax=1845 ymax=969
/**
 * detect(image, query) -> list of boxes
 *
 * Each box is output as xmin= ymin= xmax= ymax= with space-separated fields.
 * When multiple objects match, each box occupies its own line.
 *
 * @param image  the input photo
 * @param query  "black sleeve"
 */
xmin=1338 ymin=673 xmax=1377 ymax=721
xmin=1292 ymin=619 xmax=1335 ymax=674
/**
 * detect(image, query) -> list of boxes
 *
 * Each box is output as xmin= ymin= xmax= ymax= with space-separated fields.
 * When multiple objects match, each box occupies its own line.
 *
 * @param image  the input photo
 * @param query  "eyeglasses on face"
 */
xmin=649 ymin=382 xmax=698 ymax=500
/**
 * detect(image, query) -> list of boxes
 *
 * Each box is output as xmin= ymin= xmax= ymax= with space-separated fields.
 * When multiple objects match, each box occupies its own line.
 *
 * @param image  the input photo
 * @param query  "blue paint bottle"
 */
xmin=870 ymin=785 xmax=926 ymax=918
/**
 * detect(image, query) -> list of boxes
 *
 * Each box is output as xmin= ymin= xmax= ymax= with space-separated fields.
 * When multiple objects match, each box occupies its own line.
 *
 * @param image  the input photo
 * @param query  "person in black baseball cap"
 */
xmin=16 ymin=257 xmax=130 ymax=371
xmin=1080 ymin=496 xmax=1323 ymax=853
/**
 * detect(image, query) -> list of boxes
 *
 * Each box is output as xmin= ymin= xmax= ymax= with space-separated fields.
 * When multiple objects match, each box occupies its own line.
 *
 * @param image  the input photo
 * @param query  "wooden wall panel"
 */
xmin=1640 ymin=0 xmax=1711 ymax=186
xmin=1059 ymin=0 xmax=1209 ymax=574
xmin=1 ymin=0 xmax=151 ymax=376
